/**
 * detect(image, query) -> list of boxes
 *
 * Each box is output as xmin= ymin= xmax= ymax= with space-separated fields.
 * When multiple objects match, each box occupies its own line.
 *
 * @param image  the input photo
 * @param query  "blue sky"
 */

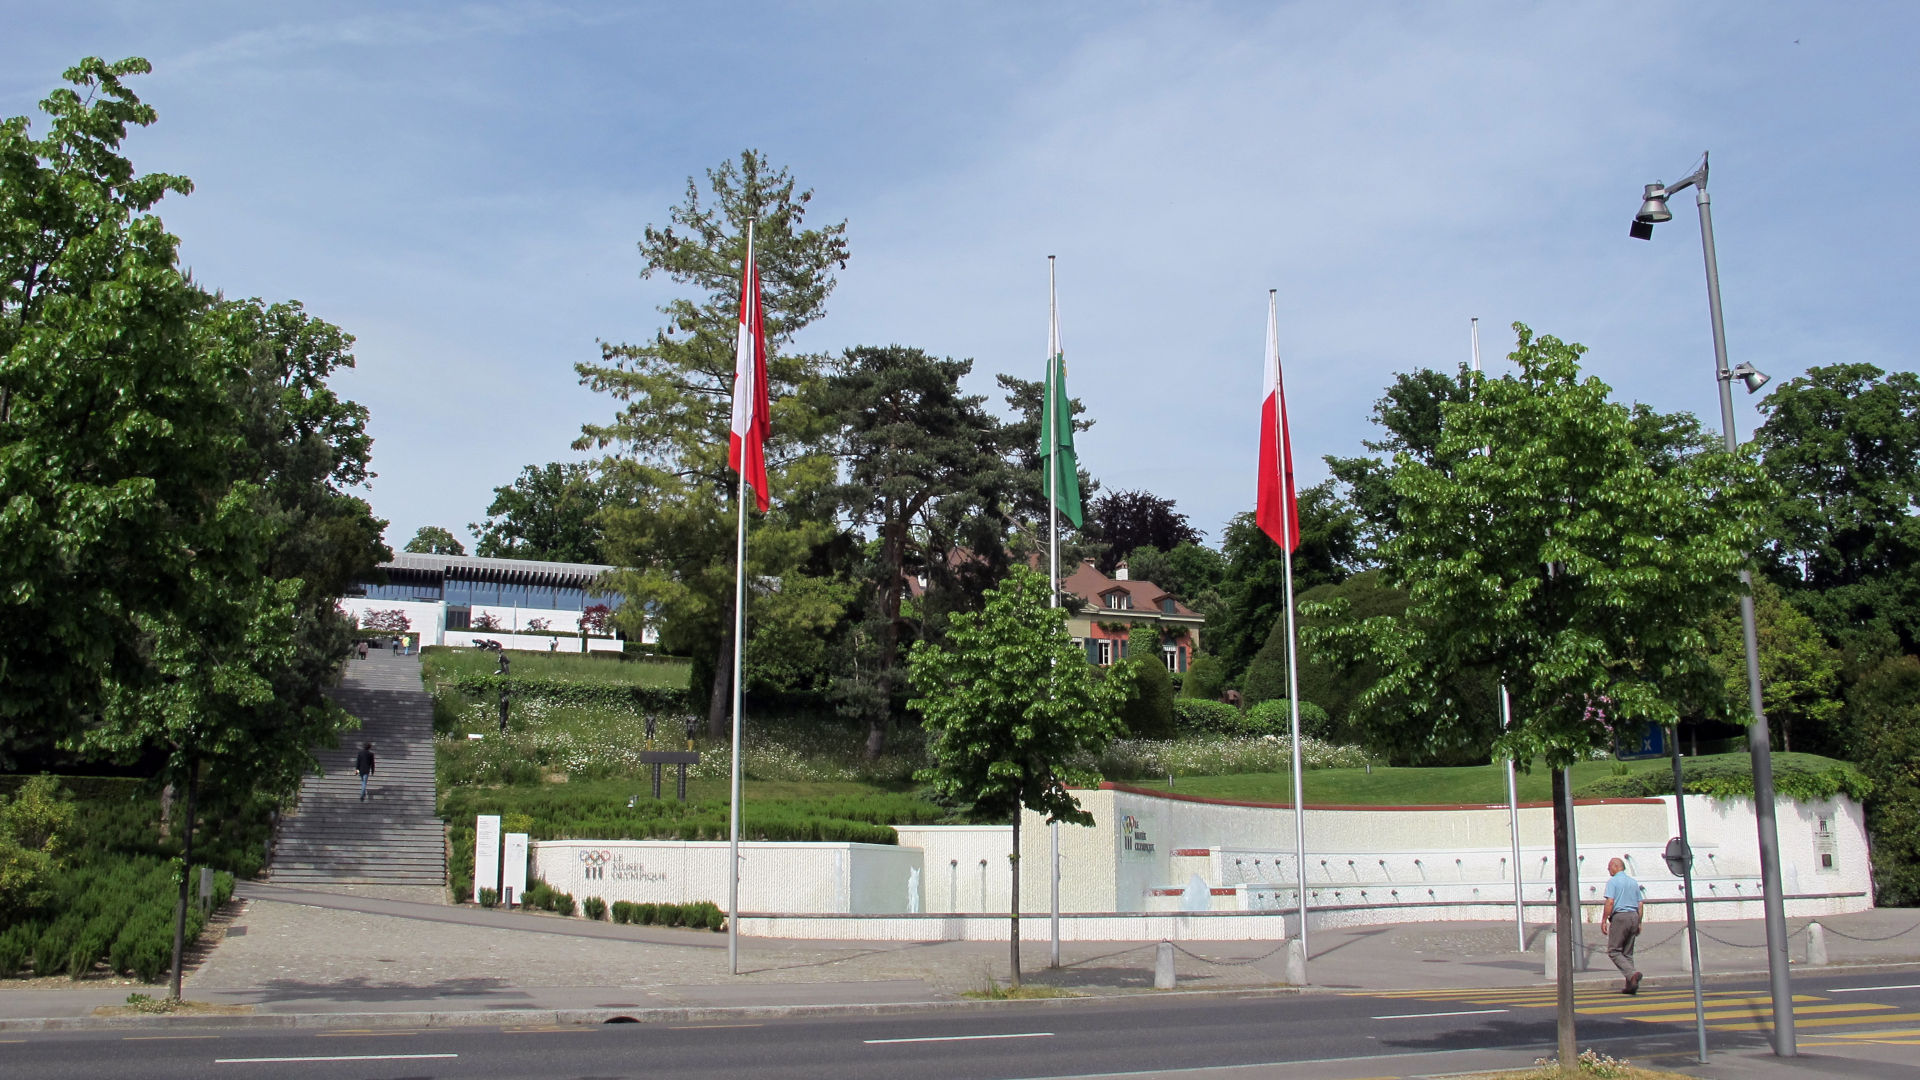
xmin=5 ymin=3 xmax=1915 ymax=549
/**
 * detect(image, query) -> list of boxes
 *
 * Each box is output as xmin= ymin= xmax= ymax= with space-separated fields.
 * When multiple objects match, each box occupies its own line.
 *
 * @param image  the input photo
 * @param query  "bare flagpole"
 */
xmin=1472 ymin=316 xmax=1527 ymax=953
xmin=727 ymin=221 xmax=754 ymax=976
xmin=1272 ymin=290 xmax=1308 ymax=966
xmin=1048 ymin=255 xmax=1062 ymax=969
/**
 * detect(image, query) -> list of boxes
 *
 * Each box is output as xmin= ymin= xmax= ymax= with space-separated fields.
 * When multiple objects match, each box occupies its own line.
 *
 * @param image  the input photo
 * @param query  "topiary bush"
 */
xmin=1244 ymin=699 xmax=1330 ymax=738
xmin=1574 ymin=752 xmax=1872 ymax=803
xmin=582 ymin=896 xmax=606 ymax=921
xmin=1173 ymin=699 xmax=1242 ymax=736
xmin=551 ymin=891 xmax=576 ymax=917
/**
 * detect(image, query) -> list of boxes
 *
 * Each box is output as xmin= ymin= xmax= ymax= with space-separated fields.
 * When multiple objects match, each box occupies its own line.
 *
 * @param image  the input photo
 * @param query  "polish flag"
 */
xmin=1256 ymin=291 xmax=1299 ymax=551
xmin=729 ymin=228 xmax=770 ymax=511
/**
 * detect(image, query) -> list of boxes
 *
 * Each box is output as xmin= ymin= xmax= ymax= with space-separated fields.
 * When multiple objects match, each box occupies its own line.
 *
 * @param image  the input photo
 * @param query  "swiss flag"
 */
xmin=1256 ymin=292 xmax=1299 ymax=552
xmin=728 ymin=228 xmax=770 ymax=511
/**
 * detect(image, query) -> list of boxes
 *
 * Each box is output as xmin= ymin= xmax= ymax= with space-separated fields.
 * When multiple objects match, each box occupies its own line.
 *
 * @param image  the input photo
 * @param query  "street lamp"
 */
xmin=1629 ymin=151 xmax=1795 ymax=1058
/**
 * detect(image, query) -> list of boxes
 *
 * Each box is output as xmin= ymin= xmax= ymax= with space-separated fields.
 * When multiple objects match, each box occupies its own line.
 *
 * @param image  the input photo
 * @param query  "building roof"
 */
xmin=381 ymin=552 xmax=616 ymax=588
xmin=1061 ymin=561 xmax=1201 ymax=619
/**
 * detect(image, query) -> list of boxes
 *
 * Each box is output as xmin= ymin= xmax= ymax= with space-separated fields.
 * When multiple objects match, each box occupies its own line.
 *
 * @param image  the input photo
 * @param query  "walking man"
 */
xmin=1602 ymin=855 xmax=1643 ymax=994
xmin=355 ymin=742 xmax=376 ymax=802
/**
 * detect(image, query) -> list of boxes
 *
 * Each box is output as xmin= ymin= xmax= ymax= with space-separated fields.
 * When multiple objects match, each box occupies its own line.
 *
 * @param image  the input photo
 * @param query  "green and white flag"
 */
xmin=1041 ymin=277 xmax=1082 ymax=529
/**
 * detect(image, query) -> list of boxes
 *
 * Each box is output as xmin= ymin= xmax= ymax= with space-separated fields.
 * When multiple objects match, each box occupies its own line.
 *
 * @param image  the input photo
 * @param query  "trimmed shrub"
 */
xmin=449 ymin=674 xmax=688 ymax=716
xmin=610 ymin=901 xmax=634 ymax=924
xmin=1244 ymin=699 xmax=1330 ymax=738
xmin=583 ymin=896 xmax=607 ymax=921
xmin=1574 ymin=752 xmax=1871 ymax=802
xmin=1172 ymin=699 xmax=1241 ymax=736
xmin=552 ymin=891 xmax=576 ymax=917
xmin=477 ymin=888 xmax=498 ymax=909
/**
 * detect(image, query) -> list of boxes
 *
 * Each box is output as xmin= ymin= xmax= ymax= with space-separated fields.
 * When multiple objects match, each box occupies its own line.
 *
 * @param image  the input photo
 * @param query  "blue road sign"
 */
xmin=1616 ymin=722 xmax=1667 ymax=761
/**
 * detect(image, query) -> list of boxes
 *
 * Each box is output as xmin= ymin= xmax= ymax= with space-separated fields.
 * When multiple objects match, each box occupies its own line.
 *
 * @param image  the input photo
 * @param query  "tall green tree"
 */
xmin=1 ymin=57 xmax=218 ymax=762
xmin=1846 ymin=655 xmax=1920 ymax=905
xmin=577 ymin=151 xmax=847 ymax=735
xmin=403 ymin=525 xmax=465 ymax=555
xmin=1209 ymin=483 xmax=1363 ymax=683
xmin=1305 ymin=325 xmax=1770 ymax=1068
xmin=907 ymin=566 xmax=1131 ymax=986
xmin=1702 ymin=577 xmax=1843 ymax=754
xmin=471 ymin=462 xmax=608 ymax=563
xmin=995 ymin=373 xmax=1099 ymax=566
xmin=827 ymin=344 xmax=1005 ymax=756
xmin=1752 ymin=364 xmax=1920 ymax=662
xmin=1324 ymin=365 xmax=1473 ymax=557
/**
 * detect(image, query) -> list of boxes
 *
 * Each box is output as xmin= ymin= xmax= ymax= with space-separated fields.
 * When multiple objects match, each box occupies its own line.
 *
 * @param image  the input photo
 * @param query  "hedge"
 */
xmin=1574 ymin=753 xmax=1873 ymax=803
xmin=449 ymin=674 xmax=688 ymax=715
xmin=610 ymin=899 xmax=724 ymax=931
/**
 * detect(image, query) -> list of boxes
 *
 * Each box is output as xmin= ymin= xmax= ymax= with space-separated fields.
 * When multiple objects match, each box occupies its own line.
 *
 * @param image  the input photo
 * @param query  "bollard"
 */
xmin=198 ymin=866 xmax=213 ymax=911
xmin=1807 ymin=922 xmax=1829 ymax=967
xmin=1543 ymin=929 xmax=1557 ymax=980
xmin=1286 ymin=939 xmax=1308 ymax=986
xmin=1154 ymin=941 xmax=1177 ymax=989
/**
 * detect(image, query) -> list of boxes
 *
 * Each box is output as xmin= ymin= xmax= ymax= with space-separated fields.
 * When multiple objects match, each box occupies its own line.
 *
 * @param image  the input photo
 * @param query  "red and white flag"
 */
xmin=729 ymin=227 xmax=770 ymax=511
xmin=1256 ymin=291 xmax=1299 ymax=551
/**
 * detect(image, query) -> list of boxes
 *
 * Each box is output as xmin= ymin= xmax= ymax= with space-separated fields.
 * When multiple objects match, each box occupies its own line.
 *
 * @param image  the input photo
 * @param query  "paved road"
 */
xmin=9 ymin=971 xmax=1919 ymax=1079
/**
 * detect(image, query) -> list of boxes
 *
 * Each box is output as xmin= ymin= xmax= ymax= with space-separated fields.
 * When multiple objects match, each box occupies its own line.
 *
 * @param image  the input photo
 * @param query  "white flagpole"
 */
xmin=1047 ymin=255 xmax=1062 ymax=969
xmin=1272 ymin=291 xmax=1308 ymax=966
xmin=727 ymin=222 xmax=753 ymax=976
xmin=1471 ymin=316 xmax=1527 ymax=953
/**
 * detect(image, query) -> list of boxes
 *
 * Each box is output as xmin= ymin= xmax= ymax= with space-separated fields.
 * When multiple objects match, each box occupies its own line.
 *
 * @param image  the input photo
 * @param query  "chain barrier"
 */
xmin=1167 ymin=940 xmax=1291 ymax=967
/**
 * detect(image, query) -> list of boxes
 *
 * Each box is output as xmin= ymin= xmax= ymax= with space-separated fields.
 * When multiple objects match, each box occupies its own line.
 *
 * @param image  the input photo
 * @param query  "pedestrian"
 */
xmin=355 ymin=742 xmax=376 ymax=801
xmin=1602 ymin=855 xmax=1644 ymax=994
xmin=390 ymin=635 xmax=399 ymax=655
xmin=357 ymin=639 xmax=369 ymax=661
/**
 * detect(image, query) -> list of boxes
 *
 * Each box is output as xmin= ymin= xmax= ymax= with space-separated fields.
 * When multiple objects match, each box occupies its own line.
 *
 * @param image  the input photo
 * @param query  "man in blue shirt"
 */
xmin=1602 ymin=856 xmax=1644 ymax=994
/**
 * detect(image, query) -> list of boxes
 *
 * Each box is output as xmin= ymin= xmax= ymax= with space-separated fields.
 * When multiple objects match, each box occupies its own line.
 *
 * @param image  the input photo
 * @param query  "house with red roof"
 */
xmin=1059 ymin=559 xmax=1203 ymax=673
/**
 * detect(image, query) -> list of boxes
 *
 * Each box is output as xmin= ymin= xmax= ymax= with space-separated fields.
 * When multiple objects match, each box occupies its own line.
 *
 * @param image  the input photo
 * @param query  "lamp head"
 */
xmin=1729 ymin=362 xmax=1771 ymax=395
xmin=1636 ymin=183 xmax=1674 ymax=224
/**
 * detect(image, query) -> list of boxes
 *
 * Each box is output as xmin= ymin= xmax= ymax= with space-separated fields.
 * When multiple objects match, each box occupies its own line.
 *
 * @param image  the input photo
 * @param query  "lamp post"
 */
xmin=1630 ymin=151 xmax=1793 ymax=1057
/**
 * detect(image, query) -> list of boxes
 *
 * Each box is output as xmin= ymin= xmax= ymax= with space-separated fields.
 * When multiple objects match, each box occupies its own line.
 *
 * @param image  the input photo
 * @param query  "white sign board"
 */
xmin=474 ymin=815 xmax=501 ymax=904
xmin=502 ymin=832 xmax=529 ymax=907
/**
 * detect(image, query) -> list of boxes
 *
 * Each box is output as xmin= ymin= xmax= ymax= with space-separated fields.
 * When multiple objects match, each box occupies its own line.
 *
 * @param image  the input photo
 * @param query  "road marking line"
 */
xmin=1807 ymin=1027 xmax=1920 ymax=1039
xmin=316 ymin=1030 xmax=417 ymax=1037
xmin=1627 ymin=1003 xmax=1892 ymax=1023
xmin=669 ymin=1023 xmax=763 ymax=1030
xmin=215 ymin=1053 xmax=458 ymax=1064
xmin=1371 ymin=1008 xmax=1508 ymax=1020
xmin=125 ymin=1035 xmax=221 ymax=1040
xmin=1707 ymin=1011 xmax=1920 ymax=1033
xmin=865 ymin=1032 xmax=1054 ymax=1045
xmin=1830 ymin=983 xmax=1920 ymax=993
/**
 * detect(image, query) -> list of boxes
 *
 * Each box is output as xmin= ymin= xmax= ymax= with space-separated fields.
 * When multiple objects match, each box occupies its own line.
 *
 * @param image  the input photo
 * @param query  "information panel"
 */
xmin=474 ymin=814 xmax=501 ymax=903
xmin=501 ymin=832 xmax=529 ymax=907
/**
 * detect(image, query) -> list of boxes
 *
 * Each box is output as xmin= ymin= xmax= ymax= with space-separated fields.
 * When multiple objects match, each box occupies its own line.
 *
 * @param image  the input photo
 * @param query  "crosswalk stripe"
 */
xmin=1575 ymin=994 xmax=1823 ymax=1015
xmin=1808 ymin=1027 xmax=1920 ymax=1040
xmin=1706 ymin=1011 xmax=1920 ymax=1033
xmin=1628 ymin=1003 xmax=1892 ymax=1023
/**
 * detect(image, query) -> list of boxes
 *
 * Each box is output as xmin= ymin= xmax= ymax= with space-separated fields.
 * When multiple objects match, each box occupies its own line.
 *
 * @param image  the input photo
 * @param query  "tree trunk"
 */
xmin=866 ymin=517 xmax=907 ymax=760
xmin=706 ymin=622 xmax=733 ymax=741
xmin=1552 ymin=767 xmax=1577 ymax=1075
xmin=1009 ymin=810 xmax=1022 ymax=988
xmin=169 ymin=763 xmax=198 ymax=1002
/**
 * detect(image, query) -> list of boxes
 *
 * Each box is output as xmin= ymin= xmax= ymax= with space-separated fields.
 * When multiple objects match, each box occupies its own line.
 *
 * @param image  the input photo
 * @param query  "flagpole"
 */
xmin=1471 ymin=316 xmax=1527 ymax=953
xmin=1047 ymin=255 xmax=1062 ymax=970
xmin=1270 ymin=290 xmax=1308 ymax=967
xmin=727 ymin=221 xmax=754 ymax=977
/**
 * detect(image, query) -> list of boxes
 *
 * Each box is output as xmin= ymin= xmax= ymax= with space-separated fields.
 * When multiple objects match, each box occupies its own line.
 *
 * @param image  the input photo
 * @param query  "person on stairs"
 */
xmin=1602 ymin=855 xmax=1644 ymax=994
xmin=356 ymin=742 xmax=376 ymax=801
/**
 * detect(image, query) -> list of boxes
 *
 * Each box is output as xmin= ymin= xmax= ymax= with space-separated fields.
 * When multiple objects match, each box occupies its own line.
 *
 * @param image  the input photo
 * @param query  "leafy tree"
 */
xmin=1122 ymin=542 xmax=1226 ymax=607
xmin=1753 ymin=364 xmax=1920 ymax=661
xmin=1116 ymin=623 xmax=1176 ymax=738
xmin=907 ymin=566 xmax=1131 ymax=986
xmin=743 ymin=573 xmax=855 ymax=697
xmin=1846 ymin=655 xmax=1920 ymax=905
xmin=472 ymin=462 xmax=609 ymax=563
xmin=0 ymin=776 xmax=74 ymax=919
xmin=827 ymin=344 xmax=1005 ymax=755
xmin=0 ymin=57 xmax=209 ymax=761
xmin=1305 ymin=325 xmax=1770 ymax=1063
xmin=1178 ymin=652 xmax=1228 ymax=701
xmin=1702 ymin=577 xmax=1843 ymax=754
xmin=1208 ymin=483 xmax=1363 ymax=683
xmin=576 ymin=151 xmax=847 ymax=736
xmin=1325 ymin=366 xmax=1473 ymax=557
xmin=404 ymin=525 xmax=466 ymax=555
xmin=1085 ymin=489 xmax=1200 ymax=573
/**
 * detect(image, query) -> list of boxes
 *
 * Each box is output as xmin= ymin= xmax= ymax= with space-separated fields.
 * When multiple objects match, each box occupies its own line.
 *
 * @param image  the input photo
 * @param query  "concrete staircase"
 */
xmin=269 ymin=651 xmax=446 ymax=886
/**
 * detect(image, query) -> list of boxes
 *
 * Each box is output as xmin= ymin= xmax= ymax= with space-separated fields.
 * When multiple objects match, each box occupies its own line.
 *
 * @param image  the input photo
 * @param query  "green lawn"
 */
xmin=1158 ymin=751 xmax=1857 ymax=805
xmin=421 ymin=645 xmax=690 ymax=688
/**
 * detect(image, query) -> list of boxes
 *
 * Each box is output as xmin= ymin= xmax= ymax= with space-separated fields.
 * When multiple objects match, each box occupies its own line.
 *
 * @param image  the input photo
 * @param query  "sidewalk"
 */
xmin=4 ymin=881 xmax=1916 ymax=1077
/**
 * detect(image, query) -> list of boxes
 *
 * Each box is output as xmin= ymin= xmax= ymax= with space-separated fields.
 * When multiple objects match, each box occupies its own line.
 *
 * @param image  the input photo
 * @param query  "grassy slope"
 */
xmin=1165 ymin=751 xmax=1850 ymax=805
xmin=421 ymin=645 xmax=690 ymax=688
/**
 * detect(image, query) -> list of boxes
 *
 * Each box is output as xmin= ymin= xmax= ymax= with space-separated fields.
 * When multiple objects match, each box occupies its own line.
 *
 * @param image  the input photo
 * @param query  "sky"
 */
xmin=5 ymin=2 xmax=1915 ymax=550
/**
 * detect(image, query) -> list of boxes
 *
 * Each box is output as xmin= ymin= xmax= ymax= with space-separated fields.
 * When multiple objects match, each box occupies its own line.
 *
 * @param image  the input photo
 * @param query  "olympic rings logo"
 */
xmin=578 ymin=850 xmax=613 ymax=866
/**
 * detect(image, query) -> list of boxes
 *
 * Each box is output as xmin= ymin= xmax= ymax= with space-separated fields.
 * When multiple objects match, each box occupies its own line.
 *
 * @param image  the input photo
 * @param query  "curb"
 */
xmin=3 ymin=959 xmax=1913 ymax=1035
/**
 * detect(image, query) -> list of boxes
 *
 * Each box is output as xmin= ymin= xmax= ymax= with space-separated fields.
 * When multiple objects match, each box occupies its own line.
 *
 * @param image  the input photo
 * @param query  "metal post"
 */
xmin=1272 ymin=290 xmax=1308 ymax=966
xmin=727 ymin=221 xmax=754 ymax=978
xmin=1671 ymin=726 xmax=1709 ymax=1063
xmin=1560 ymin=768 xmax=1586 ymax=969
xmin=1046 ymin=255 xmax=1062 ymax=970
xmin=1695 ymin=184 xmax=1794 ymax=1056
xmin=1474 ymin=316 xmax=1527 ymax=955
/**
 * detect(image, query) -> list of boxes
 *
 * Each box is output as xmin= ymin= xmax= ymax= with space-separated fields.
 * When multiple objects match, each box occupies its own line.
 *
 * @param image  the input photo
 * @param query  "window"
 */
xmin=1160 ymin=598 xmax=1177 ymax=614
xmin=1103 ymin=591 xmax=1132 ymax=610
xmin=1096 ymin=640 xmax=1113 ymax=665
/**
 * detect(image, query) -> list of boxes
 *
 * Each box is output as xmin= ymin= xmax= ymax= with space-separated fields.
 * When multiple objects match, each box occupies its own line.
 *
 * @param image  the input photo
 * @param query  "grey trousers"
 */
xmin=1607 ymin=908 xmax=1642 ymax=976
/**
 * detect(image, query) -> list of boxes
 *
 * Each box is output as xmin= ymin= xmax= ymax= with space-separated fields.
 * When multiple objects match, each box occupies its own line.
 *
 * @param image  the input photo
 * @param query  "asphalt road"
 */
xmin=8 ymin=972 xmax=1919 ymax=1080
